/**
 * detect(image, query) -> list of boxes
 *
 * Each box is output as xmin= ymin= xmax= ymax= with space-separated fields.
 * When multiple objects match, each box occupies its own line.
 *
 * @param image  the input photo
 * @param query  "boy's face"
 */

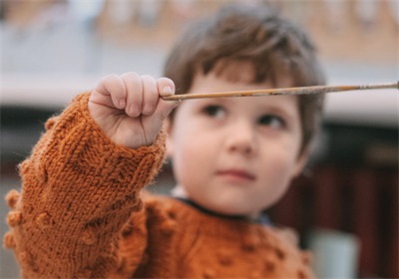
xmin=166 ymin=71 xmax=308 ymax=217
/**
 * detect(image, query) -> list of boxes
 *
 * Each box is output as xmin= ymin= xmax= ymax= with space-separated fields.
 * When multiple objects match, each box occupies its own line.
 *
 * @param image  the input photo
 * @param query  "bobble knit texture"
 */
xmin=4 ymin=93 xmax=315 ymax=278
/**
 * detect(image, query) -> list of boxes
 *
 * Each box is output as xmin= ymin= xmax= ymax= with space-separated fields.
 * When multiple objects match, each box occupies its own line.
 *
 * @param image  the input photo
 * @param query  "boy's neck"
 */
xmin=170 ymin=185 xmax=265 ymax=223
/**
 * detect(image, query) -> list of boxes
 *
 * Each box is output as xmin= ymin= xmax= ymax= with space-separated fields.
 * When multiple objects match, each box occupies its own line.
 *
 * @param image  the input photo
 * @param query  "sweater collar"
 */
xmin=173 ymin=197 xmax=272 ymax=226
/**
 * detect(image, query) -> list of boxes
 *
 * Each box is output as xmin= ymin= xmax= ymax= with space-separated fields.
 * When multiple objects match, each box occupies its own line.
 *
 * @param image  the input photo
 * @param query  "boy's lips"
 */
xmin=216 ymin=169 xmax=256 ymax=181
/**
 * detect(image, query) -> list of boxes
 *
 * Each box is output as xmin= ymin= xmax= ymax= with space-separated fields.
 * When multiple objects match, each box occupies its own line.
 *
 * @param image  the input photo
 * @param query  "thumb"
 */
xmin=155 ymin=95 xmax=180 ymax=121
xmin=154 ymin=78 xmax=181 ymax=120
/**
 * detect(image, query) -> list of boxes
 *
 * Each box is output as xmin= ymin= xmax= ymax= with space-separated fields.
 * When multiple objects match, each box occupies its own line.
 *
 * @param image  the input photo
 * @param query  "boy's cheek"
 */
xmin=292 ymin=147 xmax=311 ymax=177
xmin=165 ymin=136 xmax=174 ymax=158
xmin=164 ymin=119 xmax=175 ymax=158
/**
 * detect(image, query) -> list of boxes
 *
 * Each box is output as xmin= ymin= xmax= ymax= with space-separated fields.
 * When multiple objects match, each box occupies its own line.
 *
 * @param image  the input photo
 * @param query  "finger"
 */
xmin=141 ymin=75 xmax=159 ymax=116
xmin=121 ymin=72 xmax=143 ymax=117
xmin=94 ymin=74 xmax=126 ymax=109
xmin=157 ymin=77 xmax=175 ymax=97
xmin=154 ymin=77 xmax=180 ymax=120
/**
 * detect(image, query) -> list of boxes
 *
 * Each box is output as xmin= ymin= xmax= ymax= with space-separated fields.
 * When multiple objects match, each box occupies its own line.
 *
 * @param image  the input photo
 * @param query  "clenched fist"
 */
xmin=88 ymin=72 xmax=179 ymax=149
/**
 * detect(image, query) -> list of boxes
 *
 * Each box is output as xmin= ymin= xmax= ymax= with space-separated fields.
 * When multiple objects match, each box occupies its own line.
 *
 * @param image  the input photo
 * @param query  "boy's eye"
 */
xmin=258 ymin=114 xmax=286 ymax=129
xmin=202 ymin=105 xmax=225 ymax=118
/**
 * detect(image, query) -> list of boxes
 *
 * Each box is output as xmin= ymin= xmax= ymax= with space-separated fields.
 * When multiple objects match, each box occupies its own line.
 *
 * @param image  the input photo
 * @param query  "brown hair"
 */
xmin=163 ymin=4 xmax=326 ymax=153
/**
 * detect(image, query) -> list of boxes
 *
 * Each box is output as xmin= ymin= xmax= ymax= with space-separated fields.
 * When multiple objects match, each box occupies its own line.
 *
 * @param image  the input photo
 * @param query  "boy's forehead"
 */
xmin=213 ymin=60 xmax=256 ymax=83
xmin=189 ymin=69 xmax=299 ymax=112
xmin=202 ymin=59 xmax=293 ymax=88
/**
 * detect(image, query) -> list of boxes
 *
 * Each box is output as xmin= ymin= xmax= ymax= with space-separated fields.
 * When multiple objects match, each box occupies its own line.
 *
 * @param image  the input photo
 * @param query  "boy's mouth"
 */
xmin=216 ymin=169 xmax=256 ymax=181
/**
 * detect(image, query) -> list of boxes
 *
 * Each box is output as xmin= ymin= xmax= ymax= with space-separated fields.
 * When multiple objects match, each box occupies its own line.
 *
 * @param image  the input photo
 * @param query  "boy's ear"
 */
xmin=292 ymin=146 xmax=311 ymax=178
xmin=164 ymin=119 xmax=174 ymax=158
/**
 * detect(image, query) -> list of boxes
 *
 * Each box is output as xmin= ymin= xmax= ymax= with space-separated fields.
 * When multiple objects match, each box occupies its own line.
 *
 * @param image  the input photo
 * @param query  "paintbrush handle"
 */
xmin=162 ymin=81 xmax=398 ymax=101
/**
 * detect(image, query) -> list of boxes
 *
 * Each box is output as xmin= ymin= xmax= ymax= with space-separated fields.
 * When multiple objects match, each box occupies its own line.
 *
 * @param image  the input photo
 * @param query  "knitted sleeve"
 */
xmin=3 ymin=93 xmax=166 ymax=278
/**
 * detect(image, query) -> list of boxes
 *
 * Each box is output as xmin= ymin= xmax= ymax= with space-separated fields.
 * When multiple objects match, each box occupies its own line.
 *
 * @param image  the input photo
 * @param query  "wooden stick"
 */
xmin=162 ymin=81 xmax=398 ymax=101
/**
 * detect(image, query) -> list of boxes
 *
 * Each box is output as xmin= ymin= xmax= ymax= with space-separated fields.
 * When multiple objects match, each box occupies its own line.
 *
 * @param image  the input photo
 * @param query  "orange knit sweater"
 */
xmin=4 ymin=93 xmax=315 ymax=278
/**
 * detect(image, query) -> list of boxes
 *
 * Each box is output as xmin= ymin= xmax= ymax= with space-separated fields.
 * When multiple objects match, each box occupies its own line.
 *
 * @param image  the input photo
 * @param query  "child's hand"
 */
xmin=88 ymin=73 xmax=178 ymax=149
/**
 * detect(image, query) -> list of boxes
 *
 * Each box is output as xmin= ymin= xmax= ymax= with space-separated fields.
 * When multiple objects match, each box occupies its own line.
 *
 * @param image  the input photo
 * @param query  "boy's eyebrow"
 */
xmin=162 ymin=81 xmax=398 ymax=101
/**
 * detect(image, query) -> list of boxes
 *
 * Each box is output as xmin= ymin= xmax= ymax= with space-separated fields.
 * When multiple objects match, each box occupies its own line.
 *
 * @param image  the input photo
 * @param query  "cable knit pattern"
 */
xmin=4 ymin=93 xmax=315 ymax=278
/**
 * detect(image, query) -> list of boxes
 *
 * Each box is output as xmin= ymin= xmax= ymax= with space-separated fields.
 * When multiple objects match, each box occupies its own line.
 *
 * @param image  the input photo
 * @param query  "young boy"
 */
xmin=4 ymin=4 xmax=325 ymax=278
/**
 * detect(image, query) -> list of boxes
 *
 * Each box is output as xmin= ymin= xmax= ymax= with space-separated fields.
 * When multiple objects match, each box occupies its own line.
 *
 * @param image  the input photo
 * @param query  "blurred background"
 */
xmin=1 ymin=0 xmax=397 ymax=278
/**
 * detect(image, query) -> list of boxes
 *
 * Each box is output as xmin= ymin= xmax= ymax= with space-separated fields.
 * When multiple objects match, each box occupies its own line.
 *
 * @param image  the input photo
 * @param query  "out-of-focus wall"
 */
xmin=2 ymin=0 xmax=397 ymax=123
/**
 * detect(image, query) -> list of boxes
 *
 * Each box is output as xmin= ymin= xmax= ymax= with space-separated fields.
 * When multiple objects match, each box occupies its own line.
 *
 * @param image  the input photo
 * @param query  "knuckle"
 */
xmin=122 ymin=72 xmax=140 ymax=83
xmin=142 ymin=76 xmax=157 ymax=92
xmin=122 ymin=71 xmax=139 ymax=78
xmin=141 ymin=75 xmax=156 ymax=82
xmin=104 ymin=74 xmax=119 ymax=83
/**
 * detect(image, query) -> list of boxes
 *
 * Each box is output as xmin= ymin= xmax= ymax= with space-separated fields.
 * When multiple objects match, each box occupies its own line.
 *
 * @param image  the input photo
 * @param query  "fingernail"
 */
xmin=163 ymin=86 xmax=174 ymax=95
xmin=119 ymin=99 xmax=125 ymax=108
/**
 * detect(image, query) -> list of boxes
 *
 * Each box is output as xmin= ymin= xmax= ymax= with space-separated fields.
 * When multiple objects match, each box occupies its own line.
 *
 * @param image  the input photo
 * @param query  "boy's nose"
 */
xmin=225 ymin=121 xmax=257 ymax=156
